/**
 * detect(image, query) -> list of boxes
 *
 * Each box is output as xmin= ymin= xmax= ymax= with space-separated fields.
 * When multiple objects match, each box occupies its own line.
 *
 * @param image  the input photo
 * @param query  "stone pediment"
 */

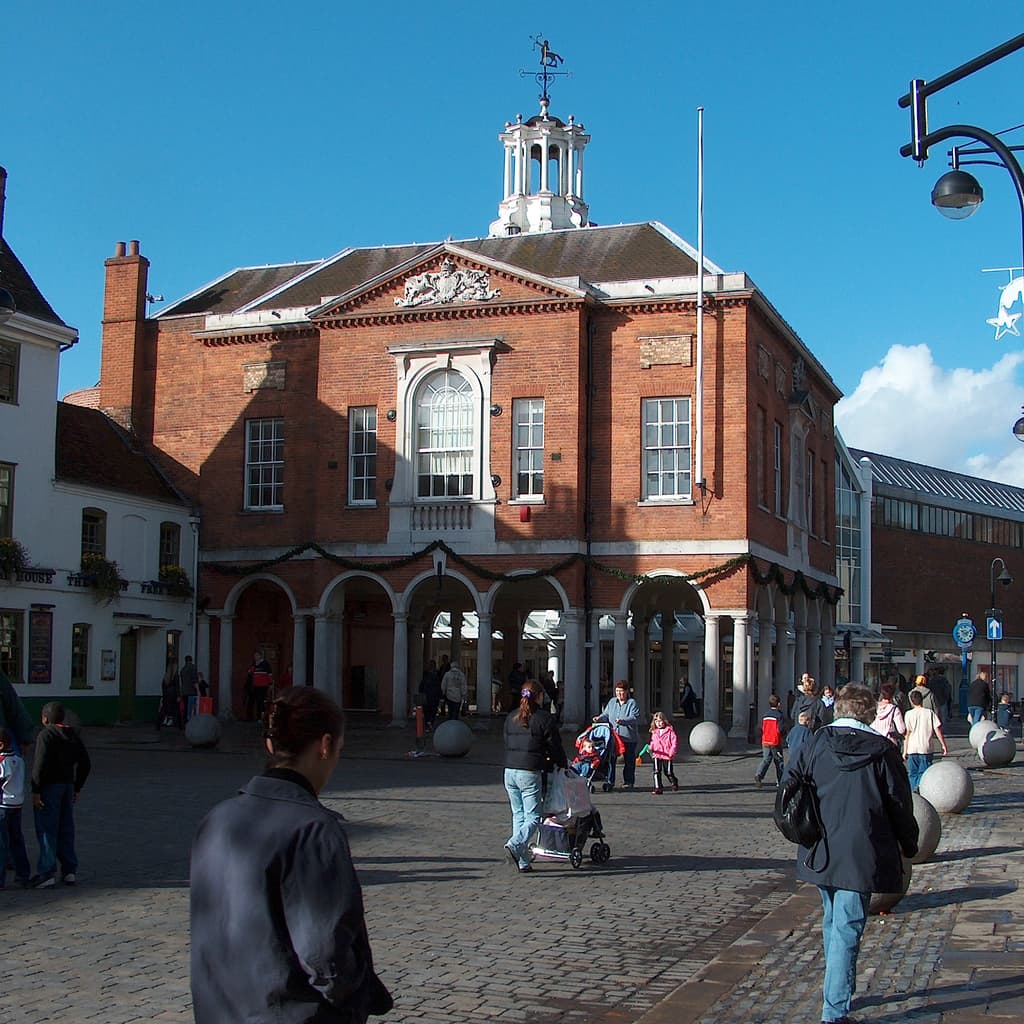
xmin=306 ymin=243 xmax=587 ymax=324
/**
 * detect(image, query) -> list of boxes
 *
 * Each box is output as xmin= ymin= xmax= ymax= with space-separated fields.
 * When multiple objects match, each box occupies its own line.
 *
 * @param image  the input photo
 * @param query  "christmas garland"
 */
xmin=205 ymin=540 xmax=842 ymax=603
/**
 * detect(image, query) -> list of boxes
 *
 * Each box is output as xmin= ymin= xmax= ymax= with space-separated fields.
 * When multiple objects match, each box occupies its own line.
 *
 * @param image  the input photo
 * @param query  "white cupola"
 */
xmin=488 ymin=101 xmax=591 ymax=237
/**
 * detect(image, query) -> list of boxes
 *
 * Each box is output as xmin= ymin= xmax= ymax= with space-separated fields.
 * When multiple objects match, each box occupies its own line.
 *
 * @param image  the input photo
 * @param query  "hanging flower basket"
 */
xmin=158 ymin=564 xmax=194 ymax=597
xmin=0 ymin=537 xmax=29 ymax=579
xmin=80 ymin=553 xmax=126 ymax=603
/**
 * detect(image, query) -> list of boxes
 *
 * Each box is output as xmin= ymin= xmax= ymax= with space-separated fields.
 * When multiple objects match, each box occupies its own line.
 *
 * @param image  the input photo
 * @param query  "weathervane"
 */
xmin=520 ymin=36 xmax=571 ymax=115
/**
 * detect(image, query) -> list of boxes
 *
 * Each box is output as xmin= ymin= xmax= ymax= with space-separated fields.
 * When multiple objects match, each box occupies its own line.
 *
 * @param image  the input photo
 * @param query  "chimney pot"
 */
xmin=114 ymin=241 xmax=126 ymax=257
xmin=128 ymin=240 xmax=140 ymax=256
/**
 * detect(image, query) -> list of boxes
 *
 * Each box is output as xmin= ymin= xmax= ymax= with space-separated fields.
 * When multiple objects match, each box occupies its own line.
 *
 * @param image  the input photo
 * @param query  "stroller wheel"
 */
xmin=569 ymin=847 xmax=584 ymax=869
xmin=598 ymin=842 xmax=611 ymax=863
xmin=589 ymin=842 xmax=603 ymax=863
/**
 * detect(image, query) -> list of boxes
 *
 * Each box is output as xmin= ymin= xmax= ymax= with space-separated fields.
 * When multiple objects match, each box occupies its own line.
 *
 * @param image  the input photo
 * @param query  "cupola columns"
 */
xmin=489 ymin=109 xmax=591 ymax=236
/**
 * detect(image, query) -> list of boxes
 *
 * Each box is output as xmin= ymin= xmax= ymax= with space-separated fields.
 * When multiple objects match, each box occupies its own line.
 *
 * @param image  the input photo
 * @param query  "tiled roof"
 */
xmin=0 ymin=238 xmax=65 ymax=325
xmin=158 ymin=261 xmax=320 ymax=318
xmin=55 ymin=403 xmax=187 ymax=506
xmin=850 ymin=447 xmax=1024 ymax=516
xmin=160 ymin=223 xmax=707 ymax=317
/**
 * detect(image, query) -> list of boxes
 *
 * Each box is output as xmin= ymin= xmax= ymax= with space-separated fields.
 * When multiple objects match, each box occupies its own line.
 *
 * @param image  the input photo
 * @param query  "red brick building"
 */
xmin=88 ymin=99 xmax=841 ymax=729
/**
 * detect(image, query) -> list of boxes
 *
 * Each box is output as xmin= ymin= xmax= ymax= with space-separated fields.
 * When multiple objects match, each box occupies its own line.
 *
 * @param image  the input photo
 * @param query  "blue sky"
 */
xmin=5 ymin=2 xmax=1024 ymax=481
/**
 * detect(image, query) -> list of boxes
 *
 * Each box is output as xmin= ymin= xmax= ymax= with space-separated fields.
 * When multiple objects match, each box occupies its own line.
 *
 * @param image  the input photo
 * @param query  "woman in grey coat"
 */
xmin=190 ymin=688 xmax=392 ymax=1024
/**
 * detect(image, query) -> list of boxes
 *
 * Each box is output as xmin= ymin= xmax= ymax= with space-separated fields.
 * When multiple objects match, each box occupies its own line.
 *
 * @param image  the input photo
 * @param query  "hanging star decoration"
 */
xmin=987 ymin=275 xmax=1024 ymax=339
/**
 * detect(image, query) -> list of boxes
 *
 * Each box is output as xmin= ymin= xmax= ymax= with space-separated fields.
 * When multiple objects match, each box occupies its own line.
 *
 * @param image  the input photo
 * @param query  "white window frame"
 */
xmin=0 ymin=462 xmax=13 ymax=538
xmin=641 ymin=397 xmax=692 ymax=502
xmin=513 ymin=398 xmax=545 ymax=501
xmin=415 ymin=370 xmax=475 ymax=499
xmin=245 ymin=418 xmax=285 ymax=511
xmin=0 ymin=341 xmax=18 ymax=405
xmin=348 ymin=406 xmax=378 ymax=505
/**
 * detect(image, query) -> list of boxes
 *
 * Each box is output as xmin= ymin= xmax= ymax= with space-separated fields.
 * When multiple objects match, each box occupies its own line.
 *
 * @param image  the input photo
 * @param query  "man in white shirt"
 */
xmin=903 ymin=689 xmax=948 ymax=791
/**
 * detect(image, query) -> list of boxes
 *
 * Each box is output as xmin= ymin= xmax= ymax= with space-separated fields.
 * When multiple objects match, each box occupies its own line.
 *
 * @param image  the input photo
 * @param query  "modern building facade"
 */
xmin=86 ymin=95 xmax=843 ymax=730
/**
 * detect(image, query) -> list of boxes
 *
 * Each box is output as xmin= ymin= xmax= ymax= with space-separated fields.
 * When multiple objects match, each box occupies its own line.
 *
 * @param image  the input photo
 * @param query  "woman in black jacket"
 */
xmin=190 ymin=687 xmax=392 ymax=1024
xmin=502 ymin=679 xmax=567 ymax=873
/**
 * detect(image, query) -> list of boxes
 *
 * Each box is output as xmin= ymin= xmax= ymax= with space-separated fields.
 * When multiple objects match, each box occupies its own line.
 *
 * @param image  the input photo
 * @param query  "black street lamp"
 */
xmin=899 ymin=34 xmax=1024 ymax=275
xmin=989 ymin=557 xmax=1013 ymax=720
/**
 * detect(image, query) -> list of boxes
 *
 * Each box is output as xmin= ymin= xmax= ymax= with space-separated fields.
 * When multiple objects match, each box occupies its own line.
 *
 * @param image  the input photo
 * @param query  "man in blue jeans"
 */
xmin=31 ymin=702 xmax=91 ymax=888
xmin=786 ymin=684 xmax=918 ymax=1024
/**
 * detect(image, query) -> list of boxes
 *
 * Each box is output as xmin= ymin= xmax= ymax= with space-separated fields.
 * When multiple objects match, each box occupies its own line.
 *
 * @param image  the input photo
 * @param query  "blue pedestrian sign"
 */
xmin=987 ymin=617 xmax=1003 ymax=641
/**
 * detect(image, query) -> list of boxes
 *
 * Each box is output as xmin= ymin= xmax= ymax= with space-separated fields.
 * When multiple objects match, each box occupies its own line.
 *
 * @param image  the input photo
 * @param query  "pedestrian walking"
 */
xmin=417 ymin=660 xmax=442 ymax=729
xmin=440 ymin=660 xmax=468 ymax=720
xmin=871 ymin=683 xmax=906 ymax=746
xmin=190 ymin=687 xmax=393 ymax=1023
xmin=754 ymin=695 xmax=787 ymax=787
xmin=648 ymin=711 xmax=678 ymax=794
xmin=787 ymin=684 xmax=918 ymax=1024
xmin=502 ymin=679 xmax=566 ymax=873
xmin=786 ymin=710 xmax=812 ymax=764
xmin=967 ymin=668 xmax=991 ymax=725
xmin=792 ymin=676 xmax=825 ymax=731
xmin=178 ymin=655 xmax=199 ymax=721
xmin=904 ymin=689 xmax=948 ymax=791
xmin=593 ymin=681 xmax=641 ymax=789
xmin=0 ymin=726 xmax=31 ymax=889
xmin=31 ymin=702 xmax=91 ymax=887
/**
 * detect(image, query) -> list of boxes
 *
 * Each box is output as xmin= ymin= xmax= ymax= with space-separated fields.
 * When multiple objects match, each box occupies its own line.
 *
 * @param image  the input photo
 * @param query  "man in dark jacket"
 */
xmin=967 ymin=668 xmax=991 ymax=725
xmin=31 ymin=701 xmax=91 ymax=887
xmin=789 ymin=684 xmax=918 ymax=1024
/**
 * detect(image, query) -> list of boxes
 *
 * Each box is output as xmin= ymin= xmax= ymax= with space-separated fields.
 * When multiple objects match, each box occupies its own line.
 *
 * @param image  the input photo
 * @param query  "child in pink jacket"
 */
xmin=649 ymin=711 xmax=679 ymax=794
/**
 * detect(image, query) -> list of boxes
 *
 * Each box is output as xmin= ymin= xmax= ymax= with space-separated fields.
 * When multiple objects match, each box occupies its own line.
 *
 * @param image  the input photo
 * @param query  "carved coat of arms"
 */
xmin=395 ymin=259 xmax=501 ymax=308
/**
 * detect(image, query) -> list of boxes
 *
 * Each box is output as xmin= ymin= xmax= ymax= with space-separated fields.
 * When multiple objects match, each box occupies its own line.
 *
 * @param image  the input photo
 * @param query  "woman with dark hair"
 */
xmin=190 ymin=687 xmax=393 ymax=1024
xmin=502 ymin=679 xmax=567 ymax=873
xmin=871 ymin=682 xmax=906 ymax=746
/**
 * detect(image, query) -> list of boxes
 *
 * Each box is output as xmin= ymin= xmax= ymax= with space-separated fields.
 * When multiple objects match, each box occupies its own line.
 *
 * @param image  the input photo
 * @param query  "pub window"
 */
xmin=71 ymin=623 xmax=90 ymax=688
xmin=0 ymin=609 xmax=23 ymax=681
xmin=0 ymin=341 xmax=19 ymax=404
xmin=159 ymin=522 xmax=181 ymax=569
xmin=81 ymin=508 xmax=107 ymax=558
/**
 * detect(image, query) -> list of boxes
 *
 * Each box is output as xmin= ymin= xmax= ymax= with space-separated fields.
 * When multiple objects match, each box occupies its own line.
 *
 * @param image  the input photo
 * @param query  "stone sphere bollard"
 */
xmin=918 ymin=760 xmax=973 ymax=813
xmin=910 ymin=793 xmax=942 ymax=864
xmin=980 ymin=730 xmax=1017 ymax=767
xmin=688 ymin=721 xmax=727 ymax=755
xmin=969 ymin=719 xmax=1000 ymax=750
xmin=432 ymin=719 xmax=473 ymax=757
xmin=870 ymin=856 xmax=913 ymax=915
xmin=185 ymin=713 xmax=222 ymax=748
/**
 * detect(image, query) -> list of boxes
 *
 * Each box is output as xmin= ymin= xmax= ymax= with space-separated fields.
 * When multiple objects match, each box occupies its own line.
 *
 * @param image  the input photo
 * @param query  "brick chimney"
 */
xmin=100 ymin=240 xmax=149 ymax=432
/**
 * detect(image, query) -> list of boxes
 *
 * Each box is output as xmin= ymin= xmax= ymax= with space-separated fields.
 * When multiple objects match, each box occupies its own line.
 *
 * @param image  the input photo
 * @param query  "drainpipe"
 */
xmin=584 ymin=312 xmax=596 ymax=719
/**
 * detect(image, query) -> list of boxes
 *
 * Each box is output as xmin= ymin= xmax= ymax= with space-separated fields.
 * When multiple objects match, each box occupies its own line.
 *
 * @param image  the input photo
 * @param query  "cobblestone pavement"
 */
xmin=2 ymin=719 xmax=1021 ymax=1024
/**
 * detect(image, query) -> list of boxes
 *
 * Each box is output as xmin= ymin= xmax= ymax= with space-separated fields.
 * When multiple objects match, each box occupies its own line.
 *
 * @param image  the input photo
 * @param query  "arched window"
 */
xmin=415 ymin=370 xmax=474 ymax=498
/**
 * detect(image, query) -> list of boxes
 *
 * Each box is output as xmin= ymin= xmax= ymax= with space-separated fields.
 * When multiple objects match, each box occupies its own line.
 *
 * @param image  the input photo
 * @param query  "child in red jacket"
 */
xmin=649 ymin=711 xmax=679 ymax=794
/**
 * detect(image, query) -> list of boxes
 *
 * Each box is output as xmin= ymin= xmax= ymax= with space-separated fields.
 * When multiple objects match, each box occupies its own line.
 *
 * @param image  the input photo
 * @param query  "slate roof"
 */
xmin=0 ymin=238 xmax=65 ymax=325
xmin=850 ymin=447 xmax=1024 ymax=517
xmin=159 ymin=261 xmax=320 ymax=317
xmin=55 ymin=402 xmax=186 ymax=506
xmin=157 ymin=223 xmax=707 ymax=318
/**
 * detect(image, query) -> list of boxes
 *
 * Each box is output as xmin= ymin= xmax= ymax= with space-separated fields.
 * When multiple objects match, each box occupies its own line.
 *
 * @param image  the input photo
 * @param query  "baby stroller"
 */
xmin=528 ymin=765 xmax=612 ymax=869
xmin=572 ymin=722 xmax=622 ymax=793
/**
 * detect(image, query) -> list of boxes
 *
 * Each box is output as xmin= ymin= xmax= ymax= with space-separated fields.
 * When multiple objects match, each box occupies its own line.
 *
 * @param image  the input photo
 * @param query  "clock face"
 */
xmin=953 ymin=621 xmax=976 ymax=645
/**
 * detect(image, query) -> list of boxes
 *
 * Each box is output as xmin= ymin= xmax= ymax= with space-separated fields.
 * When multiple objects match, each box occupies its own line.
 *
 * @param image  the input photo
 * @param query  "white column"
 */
xmin=503 ymin=144 xmax=513 ymax=198
xmin=540 ymin=134 xmax=549 ymax=192
xmin=703 ymin=613 xmax=720 ymax=723
xmin=807 ymin=629 xmax=821 ymax=683
xmin=635 ymin=616 xmax=649 ymax=705
xmin=292 ymin=615 xmax=307 ymax=686
xmin=589 ymin=612 xmax=602 ymax=715
xmin=851 ymin=646 xmax=866 ymax=684
xmin=391 ymin=612 xmax=408 ymax=725
xmin=313 ymin=615 xmax=331 ymax=699
xmin=730 ymin=615 xmax=752 ymax=738
xmin=197 ymin=614 xmax=211 ymax=683
xmin=757 ymin=613 xmax=774 ymax=720
xmin=575 ymin=147 xmax=584 ymax=197
xmin=794 ymin=626 xmax=808 ymax=683
xmin=476 ymin=612 xmax=493 ymax=719
xmin=216 ymin=615 xmax=233 ymax=719
xmin=660 ymin=611 xmax=674 ymax=714
xmin=612 ymin=613 xmax=629 ymax=686
xmin=561 ymin=609 xmax=585 ymax=727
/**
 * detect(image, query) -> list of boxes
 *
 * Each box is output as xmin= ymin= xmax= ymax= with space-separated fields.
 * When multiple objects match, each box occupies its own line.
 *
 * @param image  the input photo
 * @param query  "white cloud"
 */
xmin=835 ymin=344 xmax=1024 ymax=485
